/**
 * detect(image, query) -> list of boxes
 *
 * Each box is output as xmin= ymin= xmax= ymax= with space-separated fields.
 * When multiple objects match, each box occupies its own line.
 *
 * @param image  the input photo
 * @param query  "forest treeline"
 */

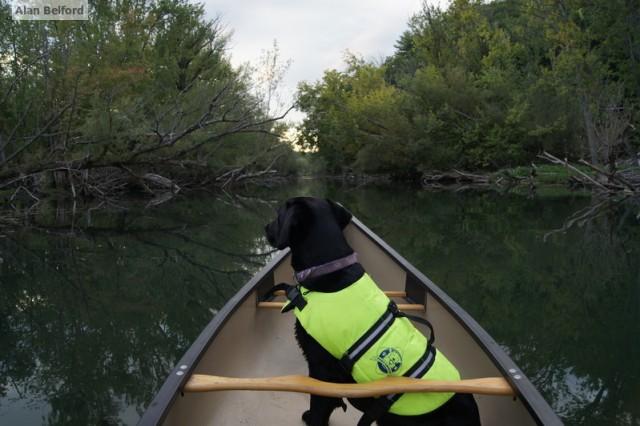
xmin=296 ymin=0 xmax=640 ymax=178
xmin=0 ymin=0 xmax=296 ymax=200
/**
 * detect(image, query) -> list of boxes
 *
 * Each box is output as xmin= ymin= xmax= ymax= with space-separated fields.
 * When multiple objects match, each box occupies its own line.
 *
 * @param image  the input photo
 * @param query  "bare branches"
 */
xmin=167 ymin=105 xmax=293 ymax=160
xmin=577 ymin=159 xmax=637 ymax=193
xmin=132 ymin=82 xmax=233 ymax=159
xmin=10 ymin=185 xmax=40 ymax=203
xmin=538 ymin=151 xmax=639 ymax=194
xmin=538 ymin=151 xmax=611 ymax=192
xmin=220 ymin=154 xmax=284 ymax=188
xmin=422 ymin=169 xmax=489 ymax=186
xmin=579 ymin=84 xmax=631 ymax=168
xmin=0 ymin=103 xmax=72 ymax=167
xmin=0 ymin=1 xmax=295 ymax=200
xmin=543 ymin=197 xmax=632 ymax=242
xmin=0 ymin=53 xmax=47 ymax=105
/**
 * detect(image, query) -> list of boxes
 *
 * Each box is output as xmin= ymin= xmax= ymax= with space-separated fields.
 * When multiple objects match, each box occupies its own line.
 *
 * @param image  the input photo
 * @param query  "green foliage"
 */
xmin=296 ymin=0 xmax=640 ymax=175
xmin=290 ymin=152 xmax=327 ymax=176
xmin=0 ymin=0 xmax=295 ymax=190
xmin=496 ymin=163 xmax=594 ymax=186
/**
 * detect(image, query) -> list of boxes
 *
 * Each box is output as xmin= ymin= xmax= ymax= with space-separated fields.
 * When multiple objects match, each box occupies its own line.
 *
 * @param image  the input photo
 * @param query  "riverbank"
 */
xmin=3 ymin=159 xmax=639 ymax=212
xmin=321 ymin=160 xmax=640 ymax=195
xmin=0 ymin=164 xmax=297 ymax=208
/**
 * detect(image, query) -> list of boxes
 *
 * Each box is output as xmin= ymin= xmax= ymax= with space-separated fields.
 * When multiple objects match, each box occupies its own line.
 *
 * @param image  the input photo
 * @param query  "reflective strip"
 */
xmin=385 ymin=346 xmax=435 ymax=402
xmin=347 ymin=311 xmax=394 ymax=361
xmin=409 ymin=348 xmax=434 ymax=378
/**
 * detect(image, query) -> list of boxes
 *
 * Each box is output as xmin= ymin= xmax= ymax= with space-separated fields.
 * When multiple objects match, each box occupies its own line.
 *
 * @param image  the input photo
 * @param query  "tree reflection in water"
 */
xmin=0 ymin=187 xmax=638 ymax=425
xmin=0 ymin=195 xmax=278 ymax=425
xmin=344 ymin=189 xmax=640 ymax=426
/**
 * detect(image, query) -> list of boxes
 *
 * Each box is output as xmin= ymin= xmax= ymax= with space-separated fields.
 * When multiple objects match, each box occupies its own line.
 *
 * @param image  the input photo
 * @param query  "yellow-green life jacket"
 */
xmin=289 ymin=273 xmax=460 ymax=416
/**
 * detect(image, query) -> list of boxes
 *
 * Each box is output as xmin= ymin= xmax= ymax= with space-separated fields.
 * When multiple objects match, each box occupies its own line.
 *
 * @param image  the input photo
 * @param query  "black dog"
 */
xmin=265 ymin=197 xmax=480 ymax=426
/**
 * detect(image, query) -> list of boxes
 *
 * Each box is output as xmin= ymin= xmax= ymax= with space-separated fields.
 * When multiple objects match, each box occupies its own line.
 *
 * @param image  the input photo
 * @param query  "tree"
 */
xmin=0 ymin=0 xmax=295 ymax=197
xmin=296 ymin=0 xmax=640 ymax=176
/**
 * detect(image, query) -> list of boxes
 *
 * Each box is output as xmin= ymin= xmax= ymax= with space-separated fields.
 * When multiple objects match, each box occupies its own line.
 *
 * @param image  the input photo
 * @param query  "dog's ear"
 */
xmin=326 ymin=199 xmax=352 ymax=229
xmin=274 ymin=200 xmax=303 ymax=249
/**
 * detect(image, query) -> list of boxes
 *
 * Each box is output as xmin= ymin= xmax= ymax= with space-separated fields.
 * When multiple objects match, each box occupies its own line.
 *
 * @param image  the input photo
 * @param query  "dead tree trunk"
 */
xmin=581 ymin=95 xmax=600 ymax=165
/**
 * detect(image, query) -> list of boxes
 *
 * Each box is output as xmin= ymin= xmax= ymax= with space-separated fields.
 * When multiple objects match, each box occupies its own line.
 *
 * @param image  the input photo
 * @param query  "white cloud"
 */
xmin=201 ymin=1 xmax=448 ymax=122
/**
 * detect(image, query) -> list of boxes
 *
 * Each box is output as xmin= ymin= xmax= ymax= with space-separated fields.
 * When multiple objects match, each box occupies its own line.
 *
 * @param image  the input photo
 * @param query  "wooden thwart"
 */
xmin=258 ymin=301 xmax=424 ymax=311
xmin=271 ymin=290 xmax=407 ymax=298
xmin=184 ymin=374 xmax=515 ymax=397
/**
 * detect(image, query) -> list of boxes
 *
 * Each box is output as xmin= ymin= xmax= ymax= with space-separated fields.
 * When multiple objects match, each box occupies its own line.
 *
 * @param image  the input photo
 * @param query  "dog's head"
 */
xmin=265 ymin=197 xmax=353 ymax=269
xmin=265 ymin=197 xmax=352 ymax=249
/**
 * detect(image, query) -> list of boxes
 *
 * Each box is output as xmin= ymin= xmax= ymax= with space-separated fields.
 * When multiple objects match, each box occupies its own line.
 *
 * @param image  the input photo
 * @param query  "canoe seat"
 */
xmin=258 ymin=290 xmax=424 ymax=311
xmin=271 ymin=290 xmax=407 ymax=298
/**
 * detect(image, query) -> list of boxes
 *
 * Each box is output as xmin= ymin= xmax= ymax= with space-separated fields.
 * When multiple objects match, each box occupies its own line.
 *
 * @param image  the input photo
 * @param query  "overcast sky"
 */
xmin=203 ymin=0 xmax=447 ymax=122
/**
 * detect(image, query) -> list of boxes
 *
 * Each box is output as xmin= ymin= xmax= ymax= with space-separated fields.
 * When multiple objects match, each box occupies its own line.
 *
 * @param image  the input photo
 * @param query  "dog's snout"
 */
xmin=265 ymin=222 xmax=277 ymax=246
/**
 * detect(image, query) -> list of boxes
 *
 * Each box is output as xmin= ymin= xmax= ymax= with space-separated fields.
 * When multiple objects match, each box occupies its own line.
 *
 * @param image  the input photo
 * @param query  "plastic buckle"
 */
xmin=286 ymin=285 xmax=300 ymax=300
xmin=388 ymin=300 xmax=399 ymax=316
xmin=285 ymin=286 xmax=307 ymax=311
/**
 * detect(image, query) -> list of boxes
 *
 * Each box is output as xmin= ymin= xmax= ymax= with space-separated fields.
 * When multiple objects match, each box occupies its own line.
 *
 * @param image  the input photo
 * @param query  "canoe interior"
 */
xmin=159 ymin=223 xmax=544 ymax=425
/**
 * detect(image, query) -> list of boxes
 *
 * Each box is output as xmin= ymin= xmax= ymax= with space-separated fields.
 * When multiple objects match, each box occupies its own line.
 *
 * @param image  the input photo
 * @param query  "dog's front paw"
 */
xmin=302 ymin=410 xmax=326 ymax=426
xmin=302 ymin=410 xmax=313 ymax=426
xmin=302 ymin=410 xmax=316 ymax=426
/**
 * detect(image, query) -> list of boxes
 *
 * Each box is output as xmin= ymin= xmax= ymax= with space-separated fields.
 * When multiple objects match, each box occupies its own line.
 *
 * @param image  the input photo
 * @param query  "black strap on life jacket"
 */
xmin=262 ymin=283 xmax=307 ymax=312
xmin=355 ymin=343 xmax=437 ymax=425
xmin=341 ymin=300 xmax=436 ymax=426
xmin=339 ymin=300 xmax=435 ymax=373
xmin=390 ymin=300 xmax=435 ymax=347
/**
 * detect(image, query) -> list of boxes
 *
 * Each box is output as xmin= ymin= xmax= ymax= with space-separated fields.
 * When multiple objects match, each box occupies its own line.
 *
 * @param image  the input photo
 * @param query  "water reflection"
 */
xmin=342 ymin=189 xmax=640 ymax=426
xmin=0 ymin=196 xmax=278 ymax=425
xmin=1 ymin=186 xmax=639 ymax=425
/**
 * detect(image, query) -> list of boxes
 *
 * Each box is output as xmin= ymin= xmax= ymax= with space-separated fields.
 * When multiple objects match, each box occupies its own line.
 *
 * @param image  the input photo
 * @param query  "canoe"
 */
xmin=139 ymin=218 xmax=561 ymax=425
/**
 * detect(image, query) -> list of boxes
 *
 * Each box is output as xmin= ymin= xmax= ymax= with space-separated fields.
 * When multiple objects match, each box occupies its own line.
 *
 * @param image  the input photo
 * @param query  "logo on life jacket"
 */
xmin=376 ymin=347 xmax=403 ymax=374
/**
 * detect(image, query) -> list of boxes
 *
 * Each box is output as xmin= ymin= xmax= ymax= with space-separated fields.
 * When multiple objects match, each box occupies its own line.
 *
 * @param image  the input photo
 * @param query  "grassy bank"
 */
xmin=493 ymin=164 xmax=594 ymax=186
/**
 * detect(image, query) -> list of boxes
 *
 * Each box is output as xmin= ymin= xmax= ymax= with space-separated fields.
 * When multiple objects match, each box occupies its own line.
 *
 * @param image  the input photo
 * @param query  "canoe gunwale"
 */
xmin=139 ymin=217 xmax=562 ymax=426
xmin=137 ymin=249 xmax=290 ymax=426
xmin=350 ymin=218 xmax=561 ymax=426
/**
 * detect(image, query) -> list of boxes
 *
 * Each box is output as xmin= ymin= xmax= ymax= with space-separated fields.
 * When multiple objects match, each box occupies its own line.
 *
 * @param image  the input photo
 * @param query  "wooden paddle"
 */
xmin=184 ymin=374 xmax=515 ymax=397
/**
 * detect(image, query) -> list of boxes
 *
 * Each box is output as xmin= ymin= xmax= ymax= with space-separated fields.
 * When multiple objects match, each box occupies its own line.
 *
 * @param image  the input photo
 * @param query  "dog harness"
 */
xmin=269 ymin=272 xmax=460 ymax=422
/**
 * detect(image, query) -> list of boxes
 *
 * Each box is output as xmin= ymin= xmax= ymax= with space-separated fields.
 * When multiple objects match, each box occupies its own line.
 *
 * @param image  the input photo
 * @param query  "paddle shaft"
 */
xmin=184 ymin=374 xmax=514 ymax=397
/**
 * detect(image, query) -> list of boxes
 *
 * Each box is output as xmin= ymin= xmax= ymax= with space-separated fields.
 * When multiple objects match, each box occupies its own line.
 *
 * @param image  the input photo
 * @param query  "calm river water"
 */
xmin=1 ymin=181 xmax=639 ymax=425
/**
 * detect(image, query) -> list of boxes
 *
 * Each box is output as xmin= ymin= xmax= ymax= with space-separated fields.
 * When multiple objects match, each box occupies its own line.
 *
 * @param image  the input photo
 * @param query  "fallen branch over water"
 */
xmin=537 ymin=151 xmax=639 ymax=195
xmin=422 ymin=170 xmax=490 ymax=186
xmin=0 ymin=157 xmax=291 ymax=205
